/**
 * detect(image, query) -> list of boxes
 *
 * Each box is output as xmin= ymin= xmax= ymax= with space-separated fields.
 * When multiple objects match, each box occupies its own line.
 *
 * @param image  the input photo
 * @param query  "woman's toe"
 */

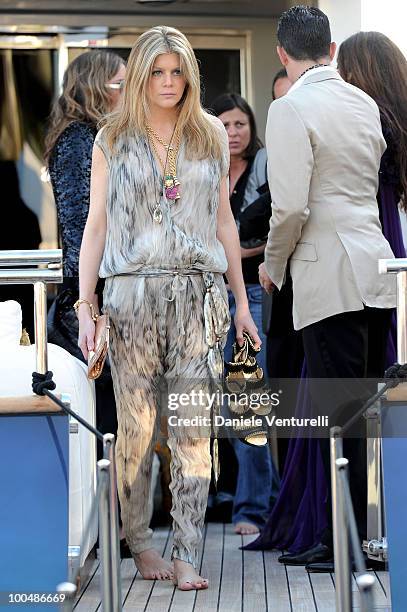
xmin=181 ymin=581 xmax=193 ymax=590
xmin=198 ymin=580 xmax=208 ymax=589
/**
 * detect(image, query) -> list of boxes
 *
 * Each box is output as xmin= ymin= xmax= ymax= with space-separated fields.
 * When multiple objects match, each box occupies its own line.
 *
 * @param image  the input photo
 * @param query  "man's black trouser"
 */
xmin=302 ymin=307 xmax=393 ymax=548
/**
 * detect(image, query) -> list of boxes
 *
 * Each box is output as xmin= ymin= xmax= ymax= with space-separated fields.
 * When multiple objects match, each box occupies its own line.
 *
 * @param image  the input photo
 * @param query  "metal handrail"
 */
xmin=379 ymin=258 xmax=407 ymax=365
xmin=103 ymin=434 xmax=122 ymax=612
xmin=0 ymin=269 xmax=62 ymax=283
xmin=331 ymin=433 xmax=376 ymax=611
xmin=0 ymin=249 xmax=63 ymax=267
xmin=0 ymin=249 xmax=63 ymax=373
xmin=378 ymin=257 xmax=407 ymax=274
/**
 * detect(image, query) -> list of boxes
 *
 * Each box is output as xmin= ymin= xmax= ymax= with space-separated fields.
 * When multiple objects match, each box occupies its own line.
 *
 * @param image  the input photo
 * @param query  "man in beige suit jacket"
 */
xmin=259 ymin=6 xmax=396 ymax=571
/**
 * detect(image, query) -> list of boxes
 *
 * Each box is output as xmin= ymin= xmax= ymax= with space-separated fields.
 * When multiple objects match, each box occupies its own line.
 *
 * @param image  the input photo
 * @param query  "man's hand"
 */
xmin=259 ymin=262 xmax=275 ymax=294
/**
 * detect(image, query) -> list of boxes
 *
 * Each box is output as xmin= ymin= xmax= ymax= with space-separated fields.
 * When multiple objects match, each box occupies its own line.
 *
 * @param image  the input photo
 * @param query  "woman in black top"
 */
xmin=46 ymin=50 xmax=125 ymax=280
xmin=45 ymin=50 xmax=125 ymax=452
xmin=211 ymin=93 xmax=278 ymax=535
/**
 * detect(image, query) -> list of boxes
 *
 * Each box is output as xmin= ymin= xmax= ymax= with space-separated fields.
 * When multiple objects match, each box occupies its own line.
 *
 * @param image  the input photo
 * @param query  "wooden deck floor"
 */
xmin=74 ymin=523 xmax=391 ymax=611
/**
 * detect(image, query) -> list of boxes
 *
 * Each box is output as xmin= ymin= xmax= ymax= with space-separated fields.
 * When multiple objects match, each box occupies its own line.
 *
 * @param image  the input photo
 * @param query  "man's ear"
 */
xmin=277 ymin=46 xmax=289 ymax=67
xmin=329 ymin=42 xmax=337 ymax=61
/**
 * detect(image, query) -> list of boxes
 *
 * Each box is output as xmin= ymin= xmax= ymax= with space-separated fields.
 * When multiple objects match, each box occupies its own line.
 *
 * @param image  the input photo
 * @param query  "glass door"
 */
xmin=0 ymin=36 xmax=59 ymax=250
xmin=64 ymin=28 xmax=249 ymax=107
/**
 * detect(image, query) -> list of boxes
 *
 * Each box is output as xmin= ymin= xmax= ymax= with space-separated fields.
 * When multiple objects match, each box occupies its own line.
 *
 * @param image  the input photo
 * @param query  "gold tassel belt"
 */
xmin=111 ymin=268 xmax=230 ymax=377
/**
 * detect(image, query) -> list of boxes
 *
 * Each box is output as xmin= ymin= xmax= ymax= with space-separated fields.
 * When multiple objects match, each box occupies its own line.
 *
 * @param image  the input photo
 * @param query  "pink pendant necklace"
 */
xmin=146 ymin=125 xmax=181 ymax=202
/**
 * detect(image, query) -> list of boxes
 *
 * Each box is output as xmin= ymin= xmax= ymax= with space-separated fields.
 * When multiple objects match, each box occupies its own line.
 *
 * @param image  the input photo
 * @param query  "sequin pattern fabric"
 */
xmin=380 ymin=116 xmax=402 ymax=194
xmin=48 ymin=121 xmax=97 ymax=278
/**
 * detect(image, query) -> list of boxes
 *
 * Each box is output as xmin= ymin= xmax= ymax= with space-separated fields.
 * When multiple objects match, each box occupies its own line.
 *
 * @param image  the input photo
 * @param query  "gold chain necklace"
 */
xmin=146 ymin=125 xmax=181 ymax=202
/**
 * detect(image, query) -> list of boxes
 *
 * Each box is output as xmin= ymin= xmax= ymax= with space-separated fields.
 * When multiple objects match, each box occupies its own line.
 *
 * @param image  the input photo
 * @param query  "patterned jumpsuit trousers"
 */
xmin=104 ymin=271 xmax=224 ymax=568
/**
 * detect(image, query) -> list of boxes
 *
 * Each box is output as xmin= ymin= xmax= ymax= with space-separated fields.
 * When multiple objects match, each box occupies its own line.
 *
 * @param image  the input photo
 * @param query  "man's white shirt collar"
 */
xmin=288 ymin=65 xmax=338 ymax=94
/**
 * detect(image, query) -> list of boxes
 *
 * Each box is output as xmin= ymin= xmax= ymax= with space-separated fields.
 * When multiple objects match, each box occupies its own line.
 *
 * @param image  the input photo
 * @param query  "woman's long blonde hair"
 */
xmin=45 ymin=49 xmax=124 ymax=162
xmin=102 ymin=26 xmax=222 ymax=160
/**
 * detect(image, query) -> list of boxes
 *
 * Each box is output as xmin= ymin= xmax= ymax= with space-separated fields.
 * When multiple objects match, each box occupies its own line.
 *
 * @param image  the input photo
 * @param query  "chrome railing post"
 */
xmin=98 ymin=459 xmax=114 ymax=612
xmin=338 ymin=458 xmax=376 ymax=612
xmin=103 ymin=434 xmax=122 ymax=612
xmin=396 ymin=270 xmax=407 ymax=364
xmin=330 ymin=426 xmax=352 ymax=612
xmin=33 ymin=281 xmax=48 ymax=374
xmin=56 ymin=582 xmax=77 ymax=611
xmin=379 ymin=258 xmax=407 ymax=364
xmin=356 ymin=574 xmax=375 ymax=612
xmin=363 ymin=400 xmax=386 ymax=562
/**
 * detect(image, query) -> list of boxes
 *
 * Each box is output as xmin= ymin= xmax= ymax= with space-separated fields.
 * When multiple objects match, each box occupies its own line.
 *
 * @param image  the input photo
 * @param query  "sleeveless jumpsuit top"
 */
xmin=95 ymin=114 xmax=230 ymax=279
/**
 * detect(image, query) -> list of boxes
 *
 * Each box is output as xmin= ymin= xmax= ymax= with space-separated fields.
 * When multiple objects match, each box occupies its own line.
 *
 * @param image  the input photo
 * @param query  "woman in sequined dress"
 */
xmin=45 ymin=50 xmax=126 ymax=450
xmin=337 ymin=31 xmax=407 ymax=272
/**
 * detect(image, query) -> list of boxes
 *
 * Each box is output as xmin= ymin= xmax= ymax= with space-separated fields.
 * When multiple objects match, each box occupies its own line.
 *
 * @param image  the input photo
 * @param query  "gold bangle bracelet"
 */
xmin=73 ymin=299 xmax=98 ymax=322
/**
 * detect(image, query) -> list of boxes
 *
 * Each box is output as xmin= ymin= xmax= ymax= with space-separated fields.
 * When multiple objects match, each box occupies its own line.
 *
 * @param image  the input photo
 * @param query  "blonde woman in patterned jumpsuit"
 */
xmin=77 ymin=26 xmax=260 ymax=591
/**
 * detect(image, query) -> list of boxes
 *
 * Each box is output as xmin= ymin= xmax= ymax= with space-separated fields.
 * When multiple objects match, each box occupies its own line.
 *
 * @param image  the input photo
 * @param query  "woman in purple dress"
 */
xmin=245 ymin=31 xmax=407 ymax=560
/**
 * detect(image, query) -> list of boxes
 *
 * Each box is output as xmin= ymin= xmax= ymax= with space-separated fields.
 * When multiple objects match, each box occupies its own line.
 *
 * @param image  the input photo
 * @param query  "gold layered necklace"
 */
xmin=146 ymin=124 xmax=181 ymax=203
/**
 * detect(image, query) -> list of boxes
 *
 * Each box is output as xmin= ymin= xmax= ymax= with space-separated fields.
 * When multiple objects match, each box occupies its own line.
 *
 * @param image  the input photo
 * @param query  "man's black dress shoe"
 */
xmin=306 ymin=554 xmax=387 ymax=573
xmin=305 ymin=560 xmax=334 ymax=573
xmin=278 ymin=543 xmax=332 ymax=566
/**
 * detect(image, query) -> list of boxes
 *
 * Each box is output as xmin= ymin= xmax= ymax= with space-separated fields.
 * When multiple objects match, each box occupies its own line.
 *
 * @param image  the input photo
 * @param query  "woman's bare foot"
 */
xmin=234 ymin=522 xmax=259 ymax=535
xmin=173 ymin=559 xmax=208 ymax=591
xmin=133 ymin=549 xmax=174 ymax=580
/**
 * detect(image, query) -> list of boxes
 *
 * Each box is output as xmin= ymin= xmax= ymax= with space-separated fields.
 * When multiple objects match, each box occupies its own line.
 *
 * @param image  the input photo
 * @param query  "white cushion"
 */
xmin=0 ymin=300 xmax=22 ymax=346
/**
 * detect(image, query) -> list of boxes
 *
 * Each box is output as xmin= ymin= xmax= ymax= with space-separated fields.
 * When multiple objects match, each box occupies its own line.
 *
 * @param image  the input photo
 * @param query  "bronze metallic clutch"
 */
xmin=88 ymin=314 xmax=110 ymax=380
xmin=224 ymin=331 xmax=271 ymax=446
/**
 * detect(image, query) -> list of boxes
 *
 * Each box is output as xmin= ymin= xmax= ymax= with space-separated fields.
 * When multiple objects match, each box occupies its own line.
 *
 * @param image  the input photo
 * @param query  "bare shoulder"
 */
xmin=93 ymin=126 xmax=111 ymax=166
xmin=94 ymin=125 xmax=107 ymax=145
xmin=204 ymin=112 xmax=226 ymax=131
xmin=205 ymin=111 xmax=223 ymax=127
xmin=92 ymin=141 xmax=108 ymax=171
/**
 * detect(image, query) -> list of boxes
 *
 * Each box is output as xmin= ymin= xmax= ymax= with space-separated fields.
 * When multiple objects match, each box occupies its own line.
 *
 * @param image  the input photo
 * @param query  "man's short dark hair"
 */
xmin=272 ymin=68 xmax=288 ymax=100
xmin=277 ymin=5 xmax=331 ymax=62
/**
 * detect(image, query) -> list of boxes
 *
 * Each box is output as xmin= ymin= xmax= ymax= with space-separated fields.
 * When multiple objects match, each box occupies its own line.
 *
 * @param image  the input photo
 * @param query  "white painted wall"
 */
xmin=318 ymin=0 xmax=362 ymax=54
xmin=319 ymin=0 xmax=407 ymax=59
xmin=361 ymin=0 xmax=407 ymax=57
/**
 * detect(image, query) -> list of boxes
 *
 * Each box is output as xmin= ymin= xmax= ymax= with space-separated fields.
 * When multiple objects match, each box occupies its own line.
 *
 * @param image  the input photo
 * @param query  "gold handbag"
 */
xmin=88 ymin=314 xmax=110 ymax=380
xmin=223 ymin=331 xmax=271 ymax=446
